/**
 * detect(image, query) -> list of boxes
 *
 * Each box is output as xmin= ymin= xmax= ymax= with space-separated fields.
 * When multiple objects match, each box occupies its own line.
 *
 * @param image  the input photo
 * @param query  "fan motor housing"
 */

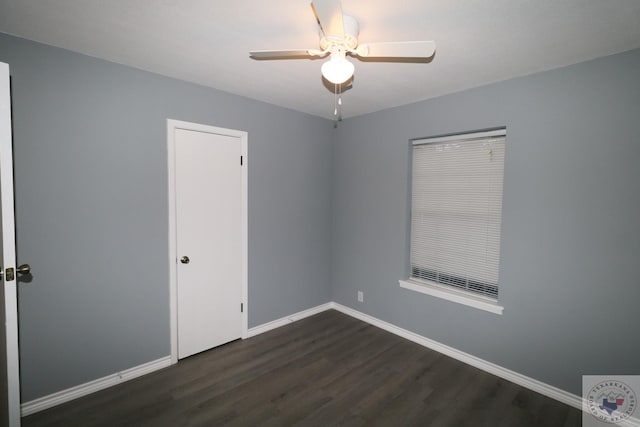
xmin=320 ymin=14 xmax=359 ymax=51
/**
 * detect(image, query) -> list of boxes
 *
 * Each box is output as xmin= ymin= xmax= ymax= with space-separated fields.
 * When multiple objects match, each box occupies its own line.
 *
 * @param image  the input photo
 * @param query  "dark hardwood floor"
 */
xmin=23 ymin=310 xmax=581 ymax=426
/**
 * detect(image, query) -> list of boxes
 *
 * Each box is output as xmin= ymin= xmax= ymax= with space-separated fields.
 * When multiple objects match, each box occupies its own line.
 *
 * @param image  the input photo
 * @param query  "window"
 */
xmin=400 ymin=129 xmax=506 ymax=314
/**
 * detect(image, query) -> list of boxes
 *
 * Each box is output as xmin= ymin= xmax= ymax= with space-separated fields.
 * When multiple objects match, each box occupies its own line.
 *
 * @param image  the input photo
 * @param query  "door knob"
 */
xmin=0 ymin=264 xmax=31 ymax=281
xmin=180 ymin=256 xmax=190 ymax=264
xmin=17 ymin=264 xmax=31 ymax=275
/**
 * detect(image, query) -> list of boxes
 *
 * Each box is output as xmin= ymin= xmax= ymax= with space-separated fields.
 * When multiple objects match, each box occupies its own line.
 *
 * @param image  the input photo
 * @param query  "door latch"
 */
xmin=1 ymin=264 xmax=31 ymax=282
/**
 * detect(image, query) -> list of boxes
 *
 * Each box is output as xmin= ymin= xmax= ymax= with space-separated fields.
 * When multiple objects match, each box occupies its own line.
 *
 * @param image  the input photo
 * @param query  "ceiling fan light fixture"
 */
xmin=249 ymin=0 xmax=437 ymax=116
xmin=321 ymin=51 xmax=354 ymax=84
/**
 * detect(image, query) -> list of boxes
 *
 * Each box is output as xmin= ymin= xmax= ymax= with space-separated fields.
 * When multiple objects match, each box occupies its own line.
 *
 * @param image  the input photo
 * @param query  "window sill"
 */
xmin=399 ymin=279 xmax=504 ymax=315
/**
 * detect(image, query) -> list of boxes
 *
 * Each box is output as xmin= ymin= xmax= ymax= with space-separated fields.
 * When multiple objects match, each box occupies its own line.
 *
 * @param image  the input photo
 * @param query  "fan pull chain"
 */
xmin=333 ymin=84 xmax=344 ymax=127
xmin=334 ymin=84 xmax=343 ymax=116
xmin=338 ymin=84 xmax=343 ymax=120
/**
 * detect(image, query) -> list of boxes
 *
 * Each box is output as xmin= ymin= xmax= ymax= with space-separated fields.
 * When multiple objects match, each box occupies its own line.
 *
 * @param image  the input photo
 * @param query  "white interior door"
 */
xmin=0 ymin=62 xmax=21 ymax=427
xmin=169 ymin=121 xmax=247 ymax=360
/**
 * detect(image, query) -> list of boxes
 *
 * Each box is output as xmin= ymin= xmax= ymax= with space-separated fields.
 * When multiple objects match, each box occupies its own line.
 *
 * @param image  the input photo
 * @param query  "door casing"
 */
xmin=167 ymin=119 xmax=248 ymax=363
xmin=0 ymin=61 xmax=21 ymax=427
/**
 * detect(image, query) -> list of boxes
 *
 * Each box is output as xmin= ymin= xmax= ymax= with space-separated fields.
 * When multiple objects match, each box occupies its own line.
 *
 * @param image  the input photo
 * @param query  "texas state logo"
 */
xmin=587 ymin=380 xmax=637 ymax=424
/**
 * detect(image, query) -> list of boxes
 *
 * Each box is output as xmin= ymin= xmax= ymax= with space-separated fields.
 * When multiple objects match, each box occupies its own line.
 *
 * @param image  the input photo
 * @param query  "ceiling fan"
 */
xmin=249 ymin=0 xmax=436 ymax=86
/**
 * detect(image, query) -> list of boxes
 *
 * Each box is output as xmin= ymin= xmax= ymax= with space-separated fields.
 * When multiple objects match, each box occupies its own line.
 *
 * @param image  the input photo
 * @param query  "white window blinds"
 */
xmin=410 ymin=129 xmax=506 ymax=300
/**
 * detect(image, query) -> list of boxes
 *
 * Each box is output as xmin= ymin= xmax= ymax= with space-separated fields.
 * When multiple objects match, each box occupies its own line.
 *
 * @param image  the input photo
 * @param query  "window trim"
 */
xmin=399 ymin=279 xmax=504 ymax=315
xmin=403 ymin=128 xmax=506 ymax=315
xmin=412 ymin=128 xmax=506 ymax=146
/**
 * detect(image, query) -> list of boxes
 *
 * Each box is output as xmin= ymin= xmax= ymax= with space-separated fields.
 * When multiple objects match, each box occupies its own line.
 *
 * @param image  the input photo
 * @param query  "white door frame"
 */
xmin=167 ymin=119 xmax=248 ymax=364
xmin=1 ymin=61 xmax=21 ymax=426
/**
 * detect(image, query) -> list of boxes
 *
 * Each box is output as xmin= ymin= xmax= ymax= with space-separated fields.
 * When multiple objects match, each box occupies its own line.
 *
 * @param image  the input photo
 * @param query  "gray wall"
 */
xmin=2 ymin=29 xmax=639 ymax=404
xmin=0 ymin=33 xmax=333 ymax=401
xmin=332 ymin=48 xmax=640 ymax=395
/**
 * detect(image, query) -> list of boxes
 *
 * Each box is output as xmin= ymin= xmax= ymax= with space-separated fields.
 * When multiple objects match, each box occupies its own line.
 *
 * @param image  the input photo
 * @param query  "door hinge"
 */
xmin=240 ymin=155 xmax=243 ymax=166
xmin=241 ymin=302 xmax=244 ymax=313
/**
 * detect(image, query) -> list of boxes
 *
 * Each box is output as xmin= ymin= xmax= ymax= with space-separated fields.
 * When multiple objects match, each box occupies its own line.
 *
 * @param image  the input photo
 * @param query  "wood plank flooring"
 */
xmin=23 ymin=310 xmax=581 ymax=426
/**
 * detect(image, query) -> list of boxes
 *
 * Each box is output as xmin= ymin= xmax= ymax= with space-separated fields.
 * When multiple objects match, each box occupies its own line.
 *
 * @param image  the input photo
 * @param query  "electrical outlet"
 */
xmin=357 ymin=291 xmax=364 ymax=302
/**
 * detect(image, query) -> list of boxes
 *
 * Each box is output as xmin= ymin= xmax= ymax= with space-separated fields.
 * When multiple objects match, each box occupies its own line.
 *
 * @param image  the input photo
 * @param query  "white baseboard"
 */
xmin=330 ymin=302 xmax=583 ymax=410
xmin=249 ymin=301 xmax=582 ymax=409
xmin=20 ymin=303 xmax=334 ymax=417
xmin=21 ymin=301 xmax=586 ymax=417
xmin=247 ymin=302 xmax=333 ymax=337
xmin=21 ymin=356 xmax=173 ymax=416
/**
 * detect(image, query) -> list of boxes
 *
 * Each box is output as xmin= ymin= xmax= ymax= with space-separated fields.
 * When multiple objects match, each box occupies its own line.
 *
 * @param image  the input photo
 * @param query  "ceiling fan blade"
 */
xmin=311 ymin=0 xmax=344 ymax=38
xmin=250 ymin=49 xmax=315 ymax=59
xmin=357 ymin=41 xmax=436 ymax=59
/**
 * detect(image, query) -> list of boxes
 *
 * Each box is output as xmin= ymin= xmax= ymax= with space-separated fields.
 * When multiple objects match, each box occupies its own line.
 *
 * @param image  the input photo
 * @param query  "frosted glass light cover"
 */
xmin=321 ymin=57 xmax=354 ymax=84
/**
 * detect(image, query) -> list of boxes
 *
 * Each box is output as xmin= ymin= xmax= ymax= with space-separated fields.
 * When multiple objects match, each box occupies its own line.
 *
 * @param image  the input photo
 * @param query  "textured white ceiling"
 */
xmin=1 ymin=0 xmax=639 ymax=120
